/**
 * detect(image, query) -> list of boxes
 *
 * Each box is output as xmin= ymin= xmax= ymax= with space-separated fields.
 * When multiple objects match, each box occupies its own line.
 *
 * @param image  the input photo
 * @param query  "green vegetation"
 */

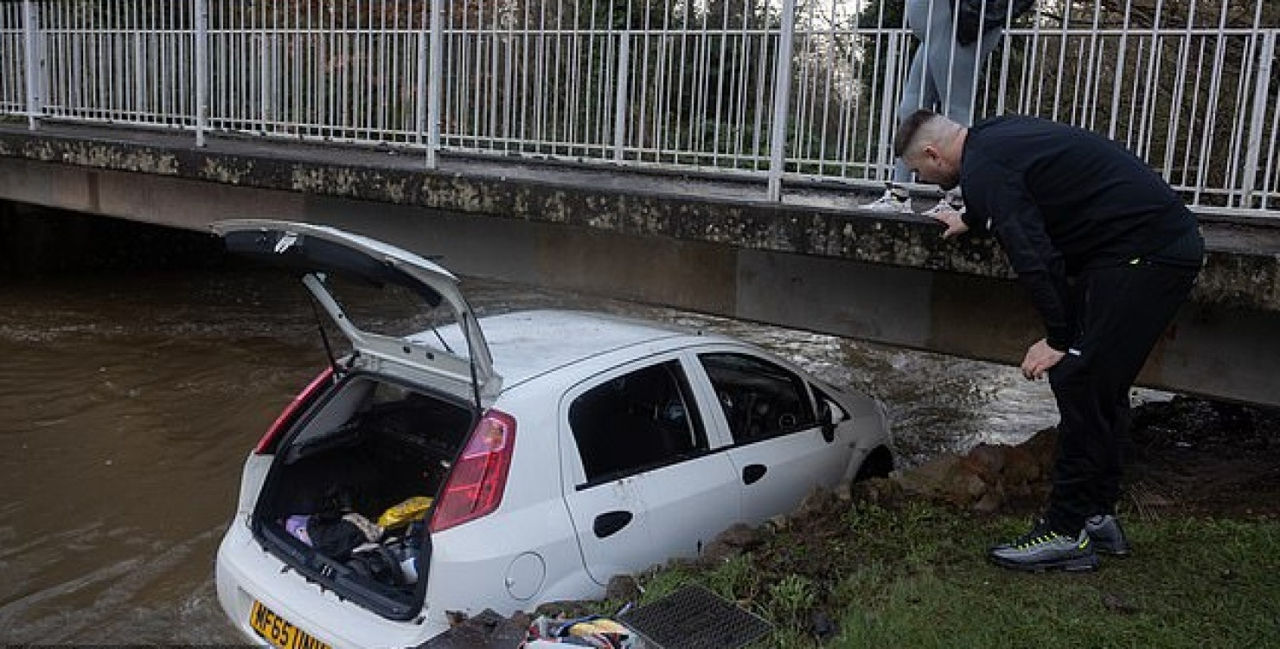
xmin=612 ymin=500 xmax=1280 ymax=648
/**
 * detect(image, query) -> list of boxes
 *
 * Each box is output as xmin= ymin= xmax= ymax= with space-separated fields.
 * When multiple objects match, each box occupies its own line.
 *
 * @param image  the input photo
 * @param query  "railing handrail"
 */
xmin=0 ymin=0 xmax=1276 ymax=217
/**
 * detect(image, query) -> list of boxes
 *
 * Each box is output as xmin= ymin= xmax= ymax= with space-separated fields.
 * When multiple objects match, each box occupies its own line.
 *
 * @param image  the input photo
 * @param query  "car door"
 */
xmin=559 ymin=354 xmax=740 ymax=586
xmin=689 ymin=348 xmax=849 ymax=525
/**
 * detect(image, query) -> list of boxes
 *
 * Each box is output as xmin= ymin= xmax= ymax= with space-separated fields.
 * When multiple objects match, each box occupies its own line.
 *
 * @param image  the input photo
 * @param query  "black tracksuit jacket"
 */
xmin=958 ymin=115 xmax=1201 ymax=351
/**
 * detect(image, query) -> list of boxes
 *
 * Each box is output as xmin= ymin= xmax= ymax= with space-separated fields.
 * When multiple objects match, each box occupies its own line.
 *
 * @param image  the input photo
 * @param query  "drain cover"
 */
xmin=621 ymin=585 xmax=773 ymax=649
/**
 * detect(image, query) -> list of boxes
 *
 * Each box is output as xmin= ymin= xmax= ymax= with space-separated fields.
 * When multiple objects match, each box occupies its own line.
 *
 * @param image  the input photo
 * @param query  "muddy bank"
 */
xmin=1124 ymin=398 xmax=1280 ymax=517
xmin=872 ymin=396 xmax=1280 ymax=518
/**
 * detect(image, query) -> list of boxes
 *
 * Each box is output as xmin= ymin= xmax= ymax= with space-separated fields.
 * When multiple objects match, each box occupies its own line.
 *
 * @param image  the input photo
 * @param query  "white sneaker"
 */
xmin=863 ymin=188 xmax=913 ymax=214
xmin=922 ymin=198 xmax=962 ymax=217
xmin=922 ymin=190 xmax=964 ymax=216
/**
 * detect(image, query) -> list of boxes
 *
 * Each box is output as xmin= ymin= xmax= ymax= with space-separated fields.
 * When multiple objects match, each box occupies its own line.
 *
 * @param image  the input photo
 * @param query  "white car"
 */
xmin=212 ymin=220 xmax=893 ymax=649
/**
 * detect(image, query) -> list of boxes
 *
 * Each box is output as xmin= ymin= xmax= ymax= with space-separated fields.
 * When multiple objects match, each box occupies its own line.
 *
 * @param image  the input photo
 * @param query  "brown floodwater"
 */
xmin=1 ymin=256 xmax=1142 ymax=642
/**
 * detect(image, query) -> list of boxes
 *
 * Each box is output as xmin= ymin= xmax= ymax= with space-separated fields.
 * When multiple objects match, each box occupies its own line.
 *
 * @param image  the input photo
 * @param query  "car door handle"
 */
xmin=742 ymin=464 xmax=767 ymax=485
xmin=593 ymin=511 xmax=633 ymax=539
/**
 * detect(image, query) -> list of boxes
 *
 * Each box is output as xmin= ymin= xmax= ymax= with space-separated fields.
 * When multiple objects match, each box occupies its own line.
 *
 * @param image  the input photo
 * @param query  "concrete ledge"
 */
xmin=1 ymin=123 xmax=1276 ymax=313
xmin=4 ymin=126 xmax=1280 ymax=406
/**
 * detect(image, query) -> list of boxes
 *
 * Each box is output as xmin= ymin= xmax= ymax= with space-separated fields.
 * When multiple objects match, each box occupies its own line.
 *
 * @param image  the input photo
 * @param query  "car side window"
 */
xmin=569 ymin=360 xmax=708 ymax=484
xmin=699 ymin=353 xmax=816 ymax=444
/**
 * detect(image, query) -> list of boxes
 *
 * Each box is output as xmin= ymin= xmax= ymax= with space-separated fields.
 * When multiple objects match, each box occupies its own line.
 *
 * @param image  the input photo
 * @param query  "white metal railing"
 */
xmin=0 ymin=0 xmax=1276 ymax=216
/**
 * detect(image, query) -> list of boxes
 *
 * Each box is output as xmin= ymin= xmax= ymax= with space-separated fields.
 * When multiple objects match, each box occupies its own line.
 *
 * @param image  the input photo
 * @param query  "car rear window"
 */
xmin=569 ymin=360 xmax=707 ymax=483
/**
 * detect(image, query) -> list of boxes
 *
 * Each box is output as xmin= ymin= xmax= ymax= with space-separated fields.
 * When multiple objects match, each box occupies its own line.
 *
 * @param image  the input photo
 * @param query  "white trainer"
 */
xmin=922 ymin=190 xmax=964 ymax=216
xmin=863 ymin=188 xmax=913 ymax=214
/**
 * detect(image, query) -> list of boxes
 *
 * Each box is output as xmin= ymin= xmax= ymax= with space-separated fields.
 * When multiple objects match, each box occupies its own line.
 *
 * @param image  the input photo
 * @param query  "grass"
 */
xmin=611 ymin=500 xmax=1280 ymax=649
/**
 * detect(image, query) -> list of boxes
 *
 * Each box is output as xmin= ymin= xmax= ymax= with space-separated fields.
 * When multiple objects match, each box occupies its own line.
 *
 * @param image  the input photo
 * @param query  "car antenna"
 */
xmin=305 ymin=279 xmax=343 ymax=379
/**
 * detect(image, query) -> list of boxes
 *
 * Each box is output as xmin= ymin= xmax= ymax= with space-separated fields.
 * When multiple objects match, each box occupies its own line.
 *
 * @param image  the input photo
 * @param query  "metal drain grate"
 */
xmin=621 ymin=585 xmax=773 ymax=649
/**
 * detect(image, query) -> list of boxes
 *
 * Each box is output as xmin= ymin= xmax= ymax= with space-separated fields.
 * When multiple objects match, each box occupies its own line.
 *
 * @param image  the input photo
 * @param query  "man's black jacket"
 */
xmin=958 ymin=115 xmax=1198 ymax=351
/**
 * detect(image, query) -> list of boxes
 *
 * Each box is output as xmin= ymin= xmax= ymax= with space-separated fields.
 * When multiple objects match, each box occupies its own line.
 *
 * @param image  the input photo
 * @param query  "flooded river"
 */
xmin=0 ymin=214 xmax=1112 ymax=642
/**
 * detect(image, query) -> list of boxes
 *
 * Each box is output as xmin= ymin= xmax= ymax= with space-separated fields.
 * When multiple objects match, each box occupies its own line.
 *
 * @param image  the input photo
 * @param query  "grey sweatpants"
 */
xmin=892 ymin=0 xmax=1004 ymax=182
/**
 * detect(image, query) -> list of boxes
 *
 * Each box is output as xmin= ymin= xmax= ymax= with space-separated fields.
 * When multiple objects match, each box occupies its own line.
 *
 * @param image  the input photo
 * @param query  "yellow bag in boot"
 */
xmin=377 ymin=496 xmax=434 ymax=530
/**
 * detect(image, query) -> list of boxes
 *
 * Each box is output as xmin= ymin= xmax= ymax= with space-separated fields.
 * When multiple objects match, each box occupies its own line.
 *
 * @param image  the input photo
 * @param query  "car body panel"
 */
xmin=426 ymin=310 xmax=700 ymax=390
xmin=683 ymin=344 xmax=856 ymax=524
xmin=211 ymin=219 xmax=500 ymax=403
xmin=216 ymin=522 xmax=445 ymax=649
xmin=556 ymin=352 xmax=741 ymax=585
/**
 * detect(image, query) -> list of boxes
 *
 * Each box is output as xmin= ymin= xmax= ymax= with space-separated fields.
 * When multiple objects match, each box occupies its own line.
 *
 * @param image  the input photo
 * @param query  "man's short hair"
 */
xmin=893 ymin=109 xmax=941 ymax=159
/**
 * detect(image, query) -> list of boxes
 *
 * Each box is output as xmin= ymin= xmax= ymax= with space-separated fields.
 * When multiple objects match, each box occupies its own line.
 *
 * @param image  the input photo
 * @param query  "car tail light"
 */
xmin=255 ymin=367 xmax=334 ymax=455
xmin=430 ymin=409 xmax=517 ymax=532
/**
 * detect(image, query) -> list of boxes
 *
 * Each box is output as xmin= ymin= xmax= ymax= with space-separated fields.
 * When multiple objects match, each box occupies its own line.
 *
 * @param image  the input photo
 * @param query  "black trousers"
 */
xmin=1044 ymin=260 xmax=1199 ymax=534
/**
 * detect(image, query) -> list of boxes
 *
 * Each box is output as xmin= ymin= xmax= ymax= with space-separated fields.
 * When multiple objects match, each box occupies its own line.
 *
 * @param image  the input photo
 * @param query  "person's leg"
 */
xmin=933 ymin=24 xmax=1003 ymax=126
xmin=912 ymin=0 xmax=1001 ymax=213
xmin=1045 ymin=262 xmax=1199 ymax=534
xmin=1043 ymin=344 xmax=1106 ymax=535
xmin=889 ymin=0 xmax=940 ymax=184
xmin=991 ymin=261 xmax=1195 ymax=571
xmin=868 ymin=2 xmax=937 ymax=210
xmin=889 ymin=48 xmax=930 ymax=183
xmin=1094 ymin=390 xmax=1132 ymax=515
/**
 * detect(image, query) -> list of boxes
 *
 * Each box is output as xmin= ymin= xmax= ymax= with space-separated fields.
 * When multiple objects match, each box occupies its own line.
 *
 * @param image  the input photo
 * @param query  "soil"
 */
xmin=1124 ymin=397 xmax=1280 ymax=517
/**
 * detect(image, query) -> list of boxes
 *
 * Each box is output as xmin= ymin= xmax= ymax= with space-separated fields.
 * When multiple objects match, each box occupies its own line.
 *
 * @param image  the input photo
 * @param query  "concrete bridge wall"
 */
xmin=2 ymin=125 xmax=1278 ymax=407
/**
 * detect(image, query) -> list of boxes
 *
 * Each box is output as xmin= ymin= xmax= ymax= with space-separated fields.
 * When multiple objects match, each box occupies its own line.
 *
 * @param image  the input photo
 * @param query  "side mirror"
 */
xmin=818 ymin=400 xmax=836 ymax=443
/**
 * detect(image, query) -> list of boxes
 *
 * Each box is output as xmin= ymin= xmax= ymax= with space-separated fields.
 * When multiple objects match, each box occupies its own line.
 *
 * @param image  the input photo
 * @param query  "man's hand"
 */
xmin=929 ymin=209 xmax=969 ymax=239
xmin=1021 ymin=339 xmax=1065 ymax=380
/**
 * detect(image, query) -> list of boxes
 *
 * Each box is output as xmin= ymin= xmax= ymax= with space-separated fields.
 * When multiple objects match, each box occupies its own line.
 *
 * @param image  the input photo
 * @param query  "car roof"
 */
xmin=473 ymin=310 xmax=718 ymax=388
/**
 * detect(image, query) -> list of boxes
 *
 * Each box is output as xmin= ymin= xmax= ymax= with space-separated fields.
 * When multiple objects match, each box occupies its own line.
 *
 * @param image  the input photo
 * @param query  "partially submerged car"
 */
xmin=212 ymin=220 xmax=893 ymax=649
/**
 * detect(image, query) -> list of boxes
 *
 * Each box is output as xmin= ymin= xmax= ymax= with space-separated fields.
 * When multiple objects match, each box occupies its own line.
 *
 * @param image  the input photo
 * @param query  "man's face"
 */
xmin=907 ymin=146 xmax=960 ymax=190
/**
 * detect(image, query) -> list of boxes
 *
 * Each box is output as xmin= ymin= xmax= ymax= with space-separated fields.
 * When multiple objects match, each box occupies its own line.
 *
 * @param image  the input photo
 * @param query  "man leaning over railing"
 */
xmin=896 ymin=108 xmax=1203 ymax=572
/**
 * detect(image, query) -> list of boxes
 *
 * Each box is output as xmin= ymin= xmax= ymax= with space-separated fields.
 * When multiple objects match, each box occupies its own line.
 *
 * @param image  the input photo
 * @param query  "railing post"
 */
xmin=1241 ymin=30 xmax=1276 ymax=209
xmin=613 ymin=32 xmax=630 ymax=163
xmin=415 ymin=5 xmax=428 ymax=147
xmin=195 ymin=0 xmax=209 ymax=147
xmin=766 ymin=0 xmax=797 ymax=202
xmin=426 ymin=0 xmax=443 ymax=170
xmin=878 ymin=31 xmax=901 ymax=182
xmin=21 ymin=0 xmax=41 ymax=130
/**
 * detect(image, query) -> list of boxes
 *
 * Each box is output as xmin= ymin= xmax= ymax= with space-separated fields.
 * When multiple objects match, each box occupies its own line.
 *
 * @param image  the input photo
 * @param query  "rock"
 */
xmin=700 ymin=522 xmax=764 ymax=564
xmin=963 ymin=472 xmax=988 ymax=499
xmin=605 ymin=574 xmax=641 ymax=603
xmin=1001 ymin=445 xmax=1043 ymax=486
xmin=533 ymin=600 xmax=594 ymax=620
xmin=419 ymin=609 xmax=526 ymax=649
xmin=851 ymin=475 xmax=904 ymax=506
xmin=895 ymin=454 xmax=962 ymax=497
xmin=796 ymin=487 xmax=839 ymax=516
xmin=964 ymin=444 xmax=1006 ymax=481
xmin=971 ymin=489 xmax=1003 ymax=514
xmin=865 ymin=425 xmax=1072 ymax=515
xmin=936 ymin=469 xmax=987 ymax=507
xmin=716 ymin=522 xmax=764 ymax=549
xmin=509 ymin=611 xmax=532 ymax=632
xmin=895 ymin=452 xmax=1000 ymax=508
xmin=1020 ymin=428 xmax=1060 ymax=474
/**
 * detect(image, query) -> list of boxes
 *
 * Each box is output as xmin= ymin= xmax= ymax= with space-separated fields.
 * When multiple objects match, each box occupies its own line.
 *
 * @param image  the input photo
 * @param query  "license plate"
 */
xmin=249 ymin=600 xmax=332 ymax=649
